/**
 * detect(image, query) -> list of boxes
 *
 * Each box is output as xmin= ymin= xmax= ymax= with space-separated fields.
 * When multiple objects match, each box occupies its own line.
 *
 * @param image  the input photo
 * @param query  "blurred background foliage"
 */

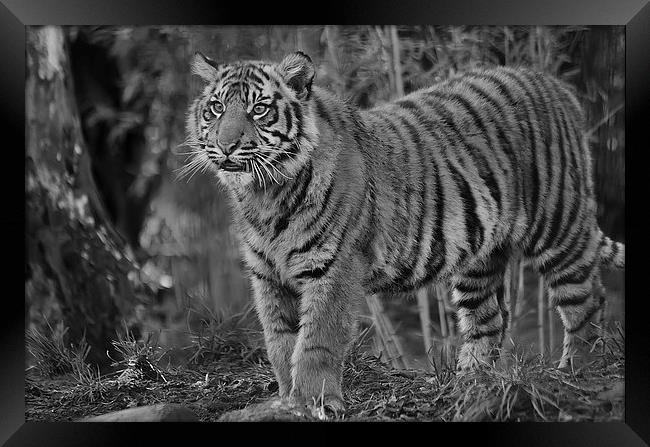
xmin=25 ymin=25 xmax=624 ymax=370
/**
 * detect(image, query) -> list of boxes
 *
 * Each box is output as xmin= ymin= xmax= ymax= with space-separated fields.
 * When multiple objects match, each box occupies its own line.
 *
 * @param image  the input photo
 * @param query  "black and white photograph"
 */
xmin=25 ymin=24 xmax=626 ymax=423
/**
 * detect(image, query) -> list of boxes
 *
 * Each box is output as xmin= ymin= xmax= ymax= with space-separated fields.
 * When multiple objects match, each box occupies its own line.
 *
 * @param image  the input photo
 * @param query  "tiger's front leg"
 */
xmin=289 ymin=260 xmax=361 ymax=411
xmin=251 ymin=275 xmax=300 ymax=398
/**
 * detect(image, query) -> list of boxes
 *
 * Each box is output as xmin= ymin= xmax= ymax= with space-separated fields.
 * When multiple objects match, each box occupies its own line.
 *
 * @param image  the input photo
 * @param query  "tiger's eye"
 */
xmin=202 ymin=109 xmax=213 ymax=121
xmin=210 ymin=102 xmax=225 ymax=115
xmin=253 ymin=104 xmax=268 ymax=116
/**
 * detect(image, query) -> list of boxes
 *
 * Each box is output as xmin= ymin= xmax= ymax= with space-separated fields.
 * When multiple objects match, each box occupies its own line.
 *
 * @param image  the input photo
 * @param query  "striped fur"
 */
xmin=185 ymin=52 xmax=625 ymax=408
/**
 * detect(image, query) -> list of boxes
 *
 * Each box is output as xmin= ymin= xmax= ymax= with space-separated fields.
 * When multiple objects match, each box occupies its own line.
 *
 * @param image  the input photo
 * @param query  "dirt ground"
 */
xmin=26 ymin=330 xmax=625 ymax=422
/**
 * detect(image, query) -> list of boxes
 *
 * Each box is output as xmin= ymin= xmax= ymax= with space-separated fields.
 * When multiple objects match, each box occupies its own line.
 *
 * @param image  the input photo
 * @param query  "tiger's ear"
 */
xmin=191 ymin=52 xmax=220 ymax=81
xmin=277 ymin=51 xmax=315 ymax=100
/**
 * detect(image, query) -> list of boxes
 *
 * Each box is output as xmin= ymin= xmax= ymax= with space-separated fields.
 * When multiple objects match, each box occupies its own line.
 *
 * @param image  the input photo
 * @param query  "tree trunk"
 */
xmin=26 ymin=26 xmax=139 ymax=367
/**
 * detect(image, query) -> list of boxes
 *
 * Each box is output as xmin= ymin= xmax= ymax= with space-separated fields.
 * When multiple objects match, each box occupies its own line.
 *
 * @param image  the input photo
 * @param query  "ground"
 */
xmin=25 ymin=322 xmax=625 ymax=422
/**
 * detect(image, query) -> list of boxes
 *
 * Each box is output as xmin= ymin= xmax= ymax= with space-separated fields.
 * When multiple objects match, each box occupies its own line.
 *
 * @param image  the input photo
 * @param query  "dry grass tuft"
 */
xmin=184 ymin=303 xmax=267 ymax=365
xmin=27 ymin=319 xmax=80 ymax=377
xmin=26 ymin=318 xmax=106 ymax=403
xmin=26 ymin=318 xmax=93 ymax=378
xmin=110 ymin=323 xmax=169 ymax=386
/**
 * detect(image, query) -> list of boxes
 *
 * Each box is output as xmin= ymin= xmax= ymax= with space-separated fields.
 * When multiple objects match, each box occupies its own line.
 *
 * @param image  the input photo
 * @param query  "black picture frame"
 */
xmin=4 ymin=0 xmax=648 ymax=445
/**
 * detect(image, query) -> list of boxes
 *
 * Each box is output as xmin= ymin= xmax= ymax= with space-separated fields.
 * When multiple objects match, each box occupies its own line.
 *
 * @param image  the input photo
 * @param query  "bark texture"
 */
xmin=26 ymin=26 xmax=139 ymax=366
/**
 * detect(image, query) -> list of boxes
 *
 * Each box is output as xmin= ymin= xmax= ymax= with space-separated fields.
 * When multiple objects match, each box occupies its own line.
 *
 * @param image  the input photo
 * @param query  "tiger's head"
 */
xmin=184 ymin=51 xmax=319 ymax=189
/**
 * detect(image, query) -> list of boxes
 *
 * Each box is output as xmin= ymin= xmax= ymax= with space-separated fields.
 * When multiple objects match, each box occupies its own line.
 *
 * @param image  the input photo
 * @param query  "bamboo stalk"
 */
xmin=537 ymin=276 xmax=545 ymax=357
xmin=389 ymin=25 xmax=404 ymax=97
xmin=365 ymin=294 xmax=408 ymax=369
xmin=506 ymin=257 xmax=522 ymax=334
xmin=435 ymin=284 xmax=454 ymax=369
xmin=324 ymin=26 xmax=340 ymax=71
xmin=503 ymin=26 xmax=510 ymax=65
xmin=365 ymin=295 xmax=390 ymax=358
xmin=547 ymin=288 xmax=555 ymax=357
xmin=504 ymin=260 xmax=512 ymax=334
xmin=374 ymin=26 xmax=395 ymax=100
xmin=416 ymin=288 xmax=434 ymax=358
xmin=171 ymin=257 xmax=183 ymax=309
xmin=324 ymin=26 xmax=343 ymax=96
xmin=529 ymin=27 xmax=537 ymax=71
xmin=516 ymin=261 xmax=525 ymax=319
xmin=434 ymin=288 xmax=448 ymax=339
xmin=378 ymin=301 xmax=408 ymax=369
xmin=296 ymin=27 xmax=304 ymax=53
xmin=437 ymin=284 xmax=455 ymax=337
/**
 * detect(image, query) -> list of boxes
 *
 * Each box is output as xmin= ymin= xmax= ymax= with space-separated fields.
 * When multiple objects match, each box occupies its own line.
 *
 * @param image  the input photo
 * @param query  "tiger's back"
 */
xmin=358 ymin=66 xmax=595 ymax=293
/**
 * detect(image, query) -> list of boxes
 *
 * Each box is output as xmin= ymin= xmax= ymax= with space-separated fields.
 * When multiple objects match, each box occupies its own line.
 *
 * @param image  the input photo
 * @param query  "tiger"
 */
xmin=184 ymin=51 xmax=625 ymax=412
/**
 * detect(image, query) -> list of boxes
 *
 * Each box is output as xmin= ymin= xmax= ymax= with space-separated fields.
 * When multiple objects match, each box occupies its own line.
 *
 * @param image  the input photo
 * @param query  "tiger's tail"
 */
xmin=598 ymin=228 xmax=625 ymax=270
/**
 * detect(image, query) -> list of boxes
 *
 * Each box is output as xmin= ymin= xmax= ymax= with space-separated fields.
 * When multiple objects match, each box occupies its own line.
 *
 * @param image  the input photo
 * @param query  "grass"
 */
xmin=26 ymin=319 xmax=83 ymax=377
xmin=183 ymin=302 xmax=266 ymax=365
xmin=109 ymin=322 xmax=169 ymax=385
xmin=25 ymin=310 xmax=624 ymax=422
xmin=26 ymin=317 xmax=106 ymax=403
xmin=342 ymin=324 xmax=624 ymax=422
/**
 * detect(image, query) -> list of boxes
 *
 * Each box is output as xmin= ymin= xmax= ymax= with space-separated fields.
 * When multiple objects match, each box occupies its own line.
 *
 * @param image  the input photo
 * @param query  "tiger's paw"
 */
xmin=456 ymin=339 xmax=500 ymax=372
xmin=307 ymin=395 xmax=346 ymax=420
xmin=288 ymin=393 xmax=345 ymax=420
xmin=557 ymin=324 xmax=605 ymax=372
xmin=557 ymin=342 xmax=598 ymax=373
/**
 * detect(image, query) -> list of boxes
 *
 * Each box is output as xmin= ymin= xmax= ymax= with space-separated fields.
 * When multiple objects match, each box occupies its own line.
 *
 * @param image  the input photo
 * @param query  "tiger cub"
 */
xmin=185 ymin=51 xmax=625 ymax=411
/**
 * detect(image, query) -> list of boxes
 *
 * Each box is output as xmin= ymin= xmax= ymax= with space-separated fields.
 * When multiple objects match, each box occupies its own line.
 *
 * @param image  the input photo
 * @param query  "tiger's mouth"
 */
xmin=219 ymin=159 xmax=252 ymax=173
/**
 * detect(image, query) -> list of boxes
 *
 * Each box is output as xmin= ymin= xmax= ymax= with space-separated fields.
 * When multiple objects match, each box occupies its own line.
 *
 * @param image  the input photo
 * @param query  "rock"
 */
xmin=80 ymin=404 xmax=198 ymax=422
xmin=218 ymin=398 xmax=319 ymax=422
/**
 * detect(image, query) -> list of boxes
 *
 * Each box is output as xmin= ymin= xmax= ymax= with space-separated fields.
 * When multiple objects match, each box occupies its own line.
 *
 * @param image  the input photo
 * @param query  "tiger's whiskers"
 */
xmin=251 ymin=160 xmax=266 ymax=190
xmin=175 ymin=152 xmax=212 ymax=183
xmin=254 ymin=155 xmax=280 ymax=185
xmin=255 ymin=152 xmax=296 ymax=183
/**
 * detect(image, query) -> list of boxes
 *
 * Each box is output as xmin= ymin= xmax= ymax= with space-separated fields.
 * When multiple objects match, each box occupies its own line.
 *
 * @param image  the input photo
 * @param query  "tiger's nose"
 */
xmin=218 ymin=140 xmax=239 ymax=156
xmin=217 ymin=127 xmax=244 ymax=155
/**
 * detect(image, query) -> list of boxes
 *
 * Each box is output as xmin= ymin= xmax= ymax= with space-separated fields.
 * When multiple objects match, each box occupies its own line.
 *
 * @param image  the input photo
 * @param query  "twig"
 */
xmin=416 ymin=288 xmax=434 ymax=363
xmin=586 ymin=103 xmax=624 ymax=137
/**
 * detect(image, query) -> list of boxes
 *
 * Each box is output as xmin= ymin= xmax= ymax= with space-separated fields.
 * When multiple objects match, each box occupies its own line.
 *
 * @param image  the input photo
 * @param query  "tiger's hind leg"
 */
xmin=452 ymin=259 xmax=508 ymax=370
xmin=541 ymin=228 xmax=605 ymax=369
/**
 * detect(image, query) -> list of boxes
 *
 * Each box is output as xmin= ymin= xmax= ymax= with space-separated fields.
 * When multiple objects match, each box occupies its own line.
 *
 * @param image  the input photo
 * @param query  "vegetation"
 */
xmin=26 ymin=313 xmax=624 ymax=421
